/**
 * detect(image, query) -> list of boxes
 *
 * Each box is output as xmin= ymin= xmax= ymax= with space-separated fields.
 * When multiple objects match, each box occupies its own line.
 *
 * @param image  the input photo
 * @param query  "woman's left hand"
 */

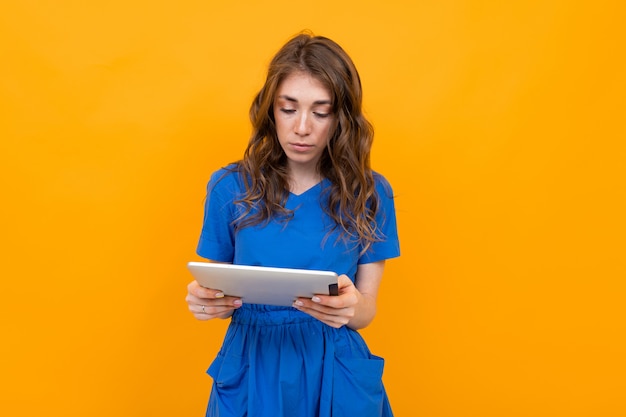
xmin=292 ymin=274 xmax=360 ymax=328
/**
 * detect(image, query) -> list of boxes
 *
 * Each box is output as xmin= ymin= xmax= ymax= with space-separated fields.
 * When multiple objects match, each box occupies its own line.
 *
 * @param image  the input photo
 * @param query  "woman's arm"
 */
xmin=293 ymin=260 xmax=386 ymax=330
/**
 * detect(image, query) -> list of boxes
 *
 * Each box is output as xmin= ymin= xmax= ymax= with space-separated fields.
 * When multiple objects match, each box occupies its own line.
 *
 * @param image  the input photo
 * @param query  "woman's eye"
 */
xmin=314 ymin=112 xmax=330 ymax=118
xmin=280 ymin=108 xmax=296 ymax=114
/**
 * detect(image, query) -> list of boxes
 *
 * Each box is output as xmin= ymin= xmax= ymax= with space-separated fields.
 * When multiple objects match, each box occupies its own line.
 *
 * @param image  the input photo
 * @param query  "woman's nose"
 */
xmin=294 ymin=113 xmax=311 ymax=136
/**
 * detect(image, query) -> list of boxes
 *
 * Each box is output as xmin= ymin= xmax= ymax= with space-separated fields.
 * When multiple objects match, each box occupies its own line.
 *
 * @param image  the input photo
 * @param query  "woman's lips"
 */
xmin=291 ymin=143 xmax=313 ymax=152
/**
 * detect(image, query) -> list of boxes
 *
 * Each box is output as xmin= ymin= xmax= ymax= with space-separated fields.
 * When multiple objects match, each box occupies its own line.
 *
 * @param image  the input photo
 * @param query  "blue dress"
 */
xmin=197 ymin=165 xmax=400 ymax=417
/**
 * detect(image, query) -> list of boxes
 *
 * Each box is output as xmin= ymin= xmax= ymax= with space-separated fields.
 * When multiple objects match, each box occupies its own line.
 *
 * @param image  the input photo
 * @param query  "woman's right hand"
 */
xmin=185 ymin=280 xmax=242 ymax=320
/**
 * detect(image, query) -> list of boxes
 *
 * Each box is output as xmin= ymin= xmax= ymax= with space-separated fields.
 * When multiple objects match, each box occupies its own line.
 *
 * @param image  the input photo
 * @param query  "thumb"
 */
xmin=337 ymin=274 xmax=355 ymax=290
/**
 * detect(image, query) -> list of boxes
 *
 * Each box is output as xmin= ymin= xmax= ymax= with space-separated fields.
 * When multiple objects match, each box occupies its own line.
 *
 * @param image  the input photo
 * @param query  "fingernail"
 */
xmin=233 ymin=299 xmax=242 ymax=306
xmin=294 ymin=300 xmax=304 ymax=307
xmin=215 ymin=292 xmax=224 ymax=298
xmin=312 ymin=296 xmax=321 ymax=303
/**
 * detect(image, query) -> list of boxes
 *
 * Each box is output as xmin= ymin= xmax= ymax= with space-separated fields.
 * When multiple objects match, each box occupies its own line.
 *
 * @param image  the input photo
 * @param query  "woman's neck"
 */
xmin=287 ymin=165 xmax=322 ymax=195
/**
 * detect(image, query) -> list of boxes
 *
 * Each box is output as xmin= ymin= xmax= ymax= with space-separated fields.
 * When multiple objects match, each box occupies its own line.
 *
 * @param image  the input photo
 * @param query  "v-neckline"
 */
xmin=289 ymin=180 xmax=327 ymax=198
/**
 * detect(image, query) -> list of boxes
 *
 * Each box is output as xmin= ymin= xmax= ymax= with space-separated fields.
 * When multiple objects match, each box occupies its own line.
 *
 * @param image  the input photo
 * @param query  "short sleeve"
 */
xmin=358 ymin=173 xmax=401 ymax=264
xmin=196 ymin=168 xmax=238 ymax=262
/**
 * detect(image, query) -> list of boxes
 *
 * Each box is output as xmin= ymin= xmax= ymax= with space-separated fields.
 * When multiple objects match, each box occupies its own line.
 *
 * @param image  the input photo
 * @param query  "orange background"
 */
xmin=1 ymin=1 xmax=625 ymax=416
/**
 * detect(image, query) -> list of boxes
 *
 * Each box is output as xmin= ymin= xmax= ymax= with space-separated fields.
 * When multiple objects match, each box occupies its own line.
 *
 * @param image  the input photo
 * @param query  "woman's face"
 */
xmin=273 ymin=72 xmax=334 ymax=173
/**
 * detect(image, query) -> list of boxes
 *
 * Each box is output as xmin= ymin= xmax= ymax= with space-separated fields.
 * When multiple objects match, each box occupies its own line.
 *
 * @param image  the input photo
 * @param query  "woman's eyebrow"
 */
xmin=277 ymin=95 xmax=332 ymax=105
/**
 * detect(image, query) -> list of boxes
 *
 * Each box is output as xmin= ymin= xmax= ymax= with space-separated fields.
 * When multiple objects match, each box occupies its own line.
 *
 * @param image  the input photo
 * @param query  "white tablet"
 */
xmin=187 ymin=262 xmax=339 ymax=307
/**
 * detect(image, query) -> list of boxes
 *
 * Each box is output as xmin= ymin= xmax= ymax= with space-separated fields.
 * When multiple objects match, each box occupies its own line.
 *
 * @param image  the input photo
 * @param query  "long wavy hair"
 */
xmin=234 ymin=32 xmax=381 ymax=252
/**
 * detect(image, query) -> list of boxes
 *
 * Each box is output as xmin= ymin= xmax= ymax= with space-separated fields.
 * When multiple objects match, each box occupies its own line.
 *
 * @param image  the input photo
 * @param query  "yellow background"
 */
xmin=1 ymin=1 xmax=624 ymax=416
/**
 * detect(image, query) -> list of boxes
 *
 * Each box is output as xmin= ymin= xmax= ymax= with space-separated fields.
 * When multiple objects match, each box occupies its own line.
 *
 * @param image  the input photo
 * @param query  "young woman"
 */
xmin=186 ymin=33 xmax=400 ymax=417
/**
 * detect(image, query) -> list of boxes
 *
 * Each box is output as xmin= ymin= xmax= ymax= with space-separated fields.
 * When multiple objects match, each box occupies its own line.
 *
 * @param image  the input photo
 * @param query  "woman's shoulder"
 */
xmin=372 ymin=170 xmax=394 ymax=199
xmin=207 ymin=162 xmax=245 ymax=194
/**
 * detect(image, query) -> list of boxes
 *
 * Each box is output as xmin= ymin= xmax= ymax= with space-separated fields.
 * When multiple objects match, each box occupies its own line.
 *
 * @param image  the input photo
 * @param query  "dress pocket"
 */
xmin=332 ymin=354 xmax=386 ymax=417
xmin=207 ymin=352 xmax=249 ymax=411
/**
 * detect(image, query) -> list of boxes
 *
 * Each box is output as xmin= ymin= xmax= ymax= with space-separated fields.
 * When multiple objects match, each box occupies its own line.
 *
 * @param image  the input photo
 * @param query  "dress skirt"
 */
xmin=205 ymin=304 xmax=394 ymax=417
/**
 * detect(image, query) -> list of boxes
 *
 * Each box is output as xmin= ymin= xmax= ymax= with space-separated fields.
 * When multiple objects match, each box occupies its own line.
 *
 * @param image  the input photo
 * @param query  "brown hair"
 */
xmin=234 ymin=32 xmax=381 ymax=252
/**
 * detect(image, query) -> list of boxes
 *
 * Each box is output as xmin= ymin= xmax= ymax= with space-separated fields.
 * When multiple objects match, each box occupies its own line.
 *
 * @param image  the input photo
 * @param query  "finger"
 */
xmin=187 ymin=294 xmax=242 ymax=309
xmin=292 ymin=300 xmax=355 ymax=326
xmin=193 ymin=306 xmax=234 ymax=320
xmin=187 ymin=284 xmax=242 ymax=307
xmin=297 ymin=291 xmax=358 ymax=309
xmin=296 ymin=300 xmax=354 ymax=318
xmin=337 ymin=274 xmax=354 ymax=289
xmin=194 ymin=303 xmax=235 ymax=316
xmin=192 ymin=299 xmax=243 ymax=319
xmin=187 ymin=280 xmax=226 ymax=299
xmin=297 ymin=306 xmax=352 ymax=328
xmin=306 ymin=275 xmax=357 ymax=307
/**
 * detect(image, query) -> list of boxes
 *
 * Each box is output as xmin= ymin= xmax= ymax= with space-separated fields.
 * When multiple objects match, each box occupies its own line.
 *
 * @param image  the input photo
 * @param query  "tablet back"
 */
xmin=187 ymin=262 xmax=339 ymax=307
